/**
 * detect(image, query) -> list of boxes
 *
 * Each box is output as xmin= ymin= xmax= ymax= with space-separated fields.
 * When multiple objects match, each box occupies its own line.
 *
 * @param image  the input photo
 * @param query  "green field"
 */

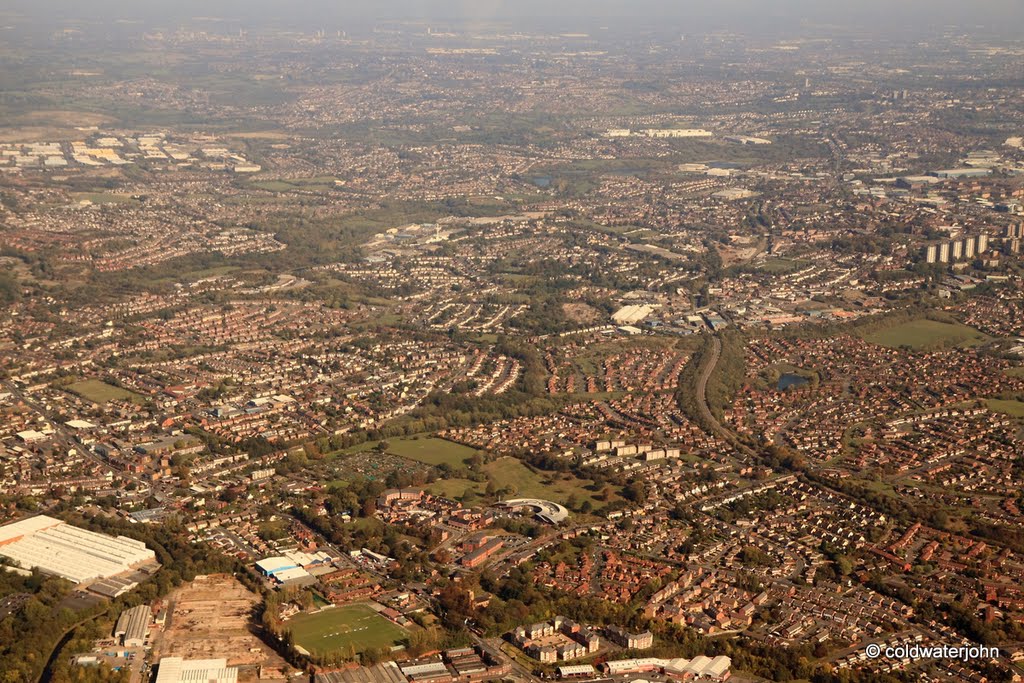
xmin=986 ymin=399 xmax=1024 ymax=418
xmin=386 ymin=437 xmax=480 ymax=467
xmin=427 ymin=456 xmax=616 ymax=508
xmin=754 ymin=257 xmax=810 ymax=274
xmin=70 ymin=191 xmax=137 ymax=205
xmin=250 ymin=176 xmax=337 ymax=192
xmin=68 ymin=379 xmax=145 ymax=404
xmin=289 ymin=603 xmax=408 ymax=657
xmin=860 ymin=319 xmax=988 ymax=350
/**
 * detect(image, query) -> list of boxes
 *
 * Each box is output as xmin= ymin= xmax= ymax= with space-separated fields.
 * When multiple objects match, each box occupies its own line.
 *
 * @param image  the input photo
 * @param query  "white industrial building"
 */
xmin=0 ymin=515 xmax=156 ymax=584
xmin=612 ymin=304 xmax=654 ymax=325
xmin=255 ymin=549 xmax=333 ymax=586
xmin=713 ymin=188 xmax=757 ymax=201
xmin=602 ymin=655 xmax=731 ymax=680
xmin=642 ymin=128 xmax=713 ymax=138
xmin=399 ymin=660 xmax=449 ymax=678
xmin=155 ymin=658 xmax=238 ymax=683
xmin=255 ymin=556 xmax=312 ymax=584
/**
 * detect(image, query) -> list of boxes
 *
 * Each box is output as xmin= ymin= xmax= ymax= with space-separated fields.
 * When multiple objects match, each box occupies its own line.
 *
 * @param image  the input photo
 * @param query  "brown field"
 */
xmin=562 ymin=302 xmax=601 ymax=324
xmin=152 ymin=574 xmax=291 ymax=678
xmin=224 ymin=130 xmax=292 ymax=139
xmin=19 ymin=110 xmax=116 ymax=126
xmin=0 ymin=110 xmax=118 ymax=142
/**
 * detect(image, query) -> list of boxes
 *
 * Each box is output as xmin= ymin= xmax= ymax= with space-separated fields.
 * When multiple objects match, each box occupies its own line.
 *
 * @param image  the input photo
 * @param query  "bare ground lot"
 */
xmin=0 ymin=110 xmax=117 ymax=142
xmin=152 ymin=574 xmax=291 ymax=679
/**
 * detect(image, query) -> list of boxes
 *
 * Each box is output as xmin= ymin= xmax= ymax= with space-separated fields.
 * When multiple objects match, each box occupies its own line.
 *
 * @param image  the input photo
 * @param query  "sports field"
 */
xmin=288 ymin=603 xmax=407 ymax=656
xmin=386 ymin=437 xmax=480 ymax=467
xmin=68 ymin=379 xmax=145 ymax=404
xmin=986 ymin=399 xmax=1024 ymax=418
xmin=860 ymin=319 xmax=988 ymax=350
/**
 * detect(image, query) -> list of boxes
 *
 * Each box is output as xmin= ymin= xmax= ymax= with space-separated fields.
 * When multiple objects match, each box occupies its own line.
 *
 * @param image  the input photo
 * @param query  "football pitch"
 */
xmin=289 ymin=603 xmax=408 ymax=656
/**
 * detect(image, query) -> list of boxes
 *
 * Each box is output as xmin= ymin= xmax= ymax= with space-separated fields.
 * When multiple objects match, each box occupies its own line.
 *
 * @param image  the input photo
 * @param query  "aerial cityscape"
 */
xmin=1 ymin=1 xmax=1024 ymax=682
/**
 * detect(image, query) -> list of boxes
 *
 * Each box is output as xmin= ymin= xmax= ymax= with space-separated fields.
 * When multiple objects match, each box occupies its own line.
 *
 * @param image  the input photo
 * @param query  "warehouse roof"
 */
xmin=155 ymin=658 xmax=238 ymax=683
xmin=0 ymin=515 xmax=156 ymax=584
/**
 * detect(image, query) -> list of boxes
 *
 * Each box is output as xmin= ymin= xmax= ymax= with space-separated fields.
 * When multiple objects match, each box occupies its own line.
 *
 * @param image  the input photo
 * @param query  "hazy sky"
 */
xmin=6 ymin=0 xmax=1024 ymax=35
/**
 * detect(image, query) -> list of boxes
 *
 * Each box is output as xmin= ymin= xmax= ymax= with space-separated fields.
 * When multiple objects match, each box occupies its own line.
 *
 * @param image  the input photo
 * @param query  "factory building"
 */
xmin=114 ymin=604 xmax=152 ymax=648
xmin=935 ymin=168 xmax=991 ymax=179
xmin=0 ymin=515 xmax=157 ymax=584
xmin=155 ymin=658 xmax=238 ymax=683
xmin=612 ymin=305 xmax=654 ymax=325
xmin=254 ymin=555 xmax=318 ymax=587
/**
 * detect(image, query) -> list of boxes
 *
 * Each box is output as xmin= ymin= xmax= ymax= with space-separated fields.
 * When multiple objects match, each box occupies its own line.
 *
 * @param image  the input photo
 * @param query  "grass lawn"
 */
xmin=289 ymin=603 xmax=408 ymax=657
xmin=70 ymin=191 xmax=137 ymax=205
xmin=250 ymin=176 xmax=338 ymax=192
xmin=755 ymin=258 xmax=809 ymax=274
xmin=427 ymin=457 xmax=617 ymax=508
xmin=986 ymin=399 xmax=1024 ymax=418
xmin=386 ymin=437 xmax=480 ymax=467
xmin=1005 ymin=367 xmax=1024 ymax=378
xmin=860 ymin=319 xmax=988 ymax=350
xmin=68 ymin=379 xmax=145 ymax=404
xmin=426 ymin=477 xmax=481 ymax=501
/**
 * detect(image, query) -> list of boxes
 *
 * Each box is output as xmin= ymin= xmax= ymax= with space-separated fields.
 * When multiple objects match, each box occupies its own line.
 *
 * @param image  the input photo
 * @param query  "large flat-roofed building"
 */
xmin=935 ymin=167 xmax=991 ymax=179
xmin=612 ymin=305 xmax=654 ymax=325
xmin=155 ymin=658 xmax=238 ymax=683
xmin=602 ymin=655 xmax=731 ymax=680
xmin=642 ymin=128 xmax=713 ymax=138
xmin=0 ymin=515 xmax=156 ymax=584
xmin=114 ymin=604 xmax=151 ymax=648
xmin=254 ymin=553 xmax=320 ymax=587
xmin=316 ymin=662 xmax=407 ymax=683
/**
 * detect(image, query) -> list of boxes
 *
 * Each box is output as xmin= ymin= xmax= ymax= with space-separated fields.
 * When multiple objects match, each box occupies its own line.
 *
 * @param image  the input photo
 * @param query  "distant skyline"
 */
xmin=4 ymin=0 xmax=1024 ymax=37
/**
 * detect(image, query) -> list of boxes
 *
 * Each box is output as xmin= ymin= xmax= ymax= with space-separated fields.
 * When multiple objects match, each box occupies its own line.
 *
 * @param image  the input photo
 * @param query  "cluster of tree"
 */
xmin=675 ymin=330 xmax=747 ymax=427
xmin=45 ymin=617 xmax=132 ymax=683
xmin=715 ymin=490 xmax=788 ymax=524
xmin=0 ymin=271 xmax=19 ymax=306
xmin=737 ymin=545 xmax=776 ymax=569
xmin=292 ymin=483 xmax=433 ymax=582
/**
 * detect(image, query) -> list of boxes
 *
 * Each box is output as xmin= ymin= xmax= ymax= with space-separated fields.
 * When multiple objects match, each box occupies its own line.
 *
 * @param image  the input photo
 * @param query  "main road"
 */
xmin=694 ymin=335 xmax=756 ymax=460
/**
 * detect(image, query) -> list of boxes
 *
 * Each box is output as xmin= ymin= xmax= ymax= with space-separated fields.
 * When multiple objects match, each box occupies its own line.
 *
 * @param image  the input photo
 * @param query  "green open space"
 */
xmin=70 ymin=192 xmax=137 ymax=205
xmin=386 ymin=437 xmax=481 ymax=468
xmin=753 ymin=257 xmax=810 ymax=274
xmin=288 ymin=602 xmax=408 ymax=657
xmin=565 ymin=336 xmax=685 ymax=376
xmin=67 ymin=379 xmax=146 ymax=405
xmin=427 ymin=457 xmax=617 ymax=508
xmin=249 ymin=176 xmax=338 ymax=192
xmin=986 ymin=399 xmax=1024 ymax=418
xmin=859 ymin=319 xmax=988 ymax=350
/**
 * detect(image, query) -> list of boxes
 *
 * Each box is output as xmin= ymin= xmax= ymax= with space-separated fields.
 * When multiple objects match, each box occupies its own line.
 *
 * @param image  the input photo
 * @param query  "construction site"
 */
xmin=151 ymin=574 xmax=293 ymax=682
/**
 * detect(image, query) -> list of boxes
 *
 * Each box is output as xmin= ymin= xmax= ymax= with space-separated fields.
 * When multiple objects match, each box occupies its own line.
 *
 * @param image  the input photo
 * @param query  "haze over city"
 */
xmin=1 ymin=2 xmax=1024 ymax=683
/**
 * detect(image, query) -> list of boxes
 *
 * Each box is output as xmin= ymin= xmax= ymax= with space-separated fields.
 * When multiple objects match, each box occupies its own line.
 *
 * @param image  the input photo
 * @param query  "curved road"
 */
xmin=695 ymin=335 xmax=756 ymax=460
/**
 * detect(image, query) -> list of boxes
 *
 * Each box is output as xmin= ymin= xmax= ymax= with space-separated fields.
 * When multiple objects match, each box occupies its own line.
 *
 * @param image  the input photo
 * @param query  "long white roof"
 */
xmin=0 ymin=515 xmax=155 ymax=583
xmin=156 ymin=658 xmax=237 ymax=683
